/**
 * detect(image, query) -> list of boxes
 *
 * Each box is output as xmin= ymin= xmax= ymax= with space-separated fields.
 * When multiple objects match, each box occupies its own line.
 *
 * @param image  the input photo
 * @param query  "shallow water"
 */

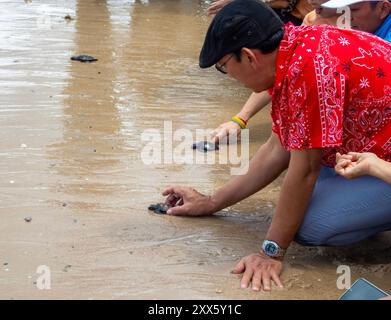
xmin=0 ymin=0 xmax=390 ymax=299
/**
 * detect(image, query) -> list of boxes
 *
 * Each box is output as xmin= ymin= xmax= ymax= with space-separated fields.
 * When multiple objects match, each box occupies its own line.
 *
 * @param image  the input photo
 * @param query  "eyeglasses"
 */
xmin=215 ymin=54 xmax=234 ymax=74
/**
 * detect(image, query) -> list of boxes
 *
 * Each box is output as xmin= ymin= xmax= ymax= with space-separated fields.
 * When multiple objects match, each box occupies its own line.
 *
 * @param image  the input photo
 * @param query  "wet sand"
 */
xmin=0 ymin=0 xmax=390 ymax=299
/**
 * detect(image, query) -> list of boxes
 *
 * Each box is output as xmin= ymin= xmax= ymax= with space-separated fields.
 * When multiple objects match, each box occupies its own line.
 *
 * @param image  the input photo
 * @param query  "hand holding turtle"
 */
xmin=162 ymin=186 xmax=217 ymax=216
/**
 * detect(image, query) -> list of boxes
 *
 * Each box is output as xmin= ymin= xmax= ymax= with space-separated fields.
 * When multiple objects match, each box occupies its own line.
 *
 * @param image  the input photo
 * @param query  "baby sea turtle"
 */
xmin=64 ymin=14 xmax=74 ymax=21
xmin=71 ymin=55 xmax=98 ymax=63
xmin=192 ymin=141 xmax=219 ymax=152
xmin=148 ymin=203 xmax=169 ymax=214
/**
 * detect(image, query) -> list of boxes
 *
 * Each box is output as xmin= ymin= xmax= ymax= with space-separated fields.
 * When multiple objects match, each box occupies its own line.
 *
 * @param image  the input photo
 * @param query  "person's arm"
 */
xmin=211 ymin=90 xmax=272 ymax=143
xmin=232 ymin=148 xmax=322 ymax=291
xmin=265 ymin=148 xmax=322 ymax=247
xmin=211 ymin=130 xmax=289 ymax=210
xmin=371 ymin=158 xmax=391 ymax=184
xmin=236 ymin=91 xmax=272 ymax=123
xmin=335 ymin=152 xmax=391 ymax=184
xmin=163 ymin=131 xmax=289 ymax=216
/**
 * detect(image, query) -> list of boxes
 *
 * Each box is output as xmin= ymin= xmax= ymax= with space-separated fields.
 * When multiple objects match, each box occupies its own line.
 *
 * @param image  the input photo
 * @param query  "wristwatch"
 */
xmin=262 ymin=240 xmax=286 ymax=258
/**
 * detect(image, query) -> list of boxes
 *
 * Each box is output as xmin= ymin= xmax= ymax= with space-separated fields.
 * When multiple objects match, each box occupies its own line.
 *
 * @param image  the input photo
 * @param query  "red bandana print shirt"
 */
xmin=271 ymin=24 xmax=391 ymax=167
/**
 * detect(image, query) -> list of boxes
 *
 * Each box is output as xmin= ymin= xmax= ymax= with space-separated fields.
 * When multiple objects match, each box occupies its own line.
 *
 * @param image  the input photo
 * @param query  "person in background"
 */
xmin=335 ymin=152 xmax=391 ymax=184
xmin=208 ymin=0 xmax=312 ymax=25
xmin=322 ymin=0 xmax=391 ymax=41
xmin=302 ymin=0 xmax=342 ymax=25
xmin=336 ymin=151 xmax=391 ymax=302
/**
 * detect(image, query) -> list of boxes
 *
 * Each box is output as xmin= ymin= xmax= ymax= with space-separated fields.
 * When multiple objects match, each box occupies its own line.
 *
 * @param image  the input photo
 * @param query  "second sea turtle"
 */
xmin=71 ymin=55 xmax=98 ymax=63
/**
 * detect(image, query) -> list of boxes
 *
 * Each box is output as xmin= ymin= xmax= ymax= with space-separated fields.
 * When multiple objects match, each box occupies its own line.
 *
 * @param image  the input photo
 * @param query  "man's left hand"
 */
xmin=232 ymin=252 xmax=284 ymax=291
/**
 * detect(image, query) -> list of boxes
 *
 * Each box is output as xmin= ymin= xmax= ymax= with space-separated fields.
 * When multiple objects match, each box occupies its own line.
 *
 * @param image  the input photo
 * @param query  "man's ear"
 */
xmin=241 ymin=48 xmax=258 ymax=68
xmin=379 ymin=0 xmax=391 ymax=19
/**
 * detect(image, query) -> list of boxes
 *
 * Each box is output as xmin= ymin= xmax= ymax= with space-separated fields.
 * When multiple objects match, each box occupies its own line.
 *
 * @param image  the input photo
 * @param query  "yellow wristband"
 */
xmin=231 ymin=116 xmax=247 ymax=129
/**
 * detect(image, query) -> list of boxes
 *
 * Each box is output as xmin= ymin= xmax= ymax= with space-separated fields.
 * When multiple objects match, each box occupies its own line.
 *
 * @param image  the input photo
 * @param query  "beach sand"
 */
xmin=0 ymin=0 xmax=390 ymax=299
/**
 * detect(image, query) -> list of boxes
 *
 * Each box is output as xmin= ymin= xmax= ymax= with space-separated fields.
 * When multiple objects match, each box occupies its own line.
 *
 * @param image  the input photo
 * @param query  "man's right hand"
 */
xmin=162 ymin=186 xmax=218 ymax=216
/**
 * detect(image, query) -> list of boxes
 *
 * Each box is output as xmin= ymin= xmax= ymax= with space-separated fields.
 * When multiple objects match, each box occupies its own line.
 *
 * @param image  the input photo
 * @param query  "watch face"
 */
xmin=265 ymin=243 xmax=278 ymax=255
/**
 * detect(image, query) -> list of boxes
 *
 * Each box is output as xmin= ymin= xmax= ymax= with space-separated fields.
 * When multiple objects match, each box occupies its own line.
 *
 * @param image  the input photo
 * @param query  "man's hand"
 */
xmin=211 ymin=121 xmax=241 ymax=144
xmin=232 ymin=252 xmax=284 ymax=291
xmin=162 ymin=186 xmax=217 ymax=216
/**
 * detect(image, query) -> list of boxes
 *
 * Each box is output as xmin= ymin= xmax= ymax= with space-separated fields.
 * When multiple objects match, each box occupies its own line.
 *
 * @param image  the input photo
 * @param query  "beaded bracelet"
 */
xmin=231 ymin=116 xmax=247 ymax=129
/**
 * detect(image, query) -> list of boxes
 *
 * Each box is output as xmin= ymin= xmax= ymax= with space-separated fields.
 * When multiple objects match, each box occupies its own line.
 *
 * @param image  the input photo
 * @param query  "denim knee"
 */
xmin=294 ymin=226 xmax=330 ymax=246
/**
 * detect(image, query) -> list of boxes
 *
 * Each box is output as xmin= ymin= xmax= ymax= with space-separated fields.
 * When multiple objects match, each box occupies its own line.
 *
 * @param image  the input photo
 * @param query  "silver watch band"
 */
xmin=262 ymin=240 xmax=286 ymax=258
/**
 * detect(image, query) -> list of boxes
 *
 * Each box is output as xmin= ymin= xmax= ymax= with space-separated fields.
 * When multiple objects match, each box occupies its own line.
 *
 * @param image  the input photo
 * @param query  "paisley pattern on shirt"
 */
xmin=271 ymin=24 xmax=391 ymax=166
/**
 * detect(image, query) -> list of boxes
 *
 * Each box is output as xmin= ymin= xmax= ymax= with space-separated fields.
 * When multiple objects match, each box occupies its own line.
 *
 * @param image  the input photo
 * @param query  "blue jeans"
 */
xmin=295 ymin=166 xmax=391 ymax=246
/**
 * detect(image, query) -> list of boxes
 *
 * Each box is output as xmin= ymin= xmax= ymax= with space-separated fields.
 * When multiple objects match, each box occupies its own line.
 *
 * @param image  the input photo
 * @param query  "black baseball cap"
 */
xmin=199 ymin=0 xmax=284 ymax=68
